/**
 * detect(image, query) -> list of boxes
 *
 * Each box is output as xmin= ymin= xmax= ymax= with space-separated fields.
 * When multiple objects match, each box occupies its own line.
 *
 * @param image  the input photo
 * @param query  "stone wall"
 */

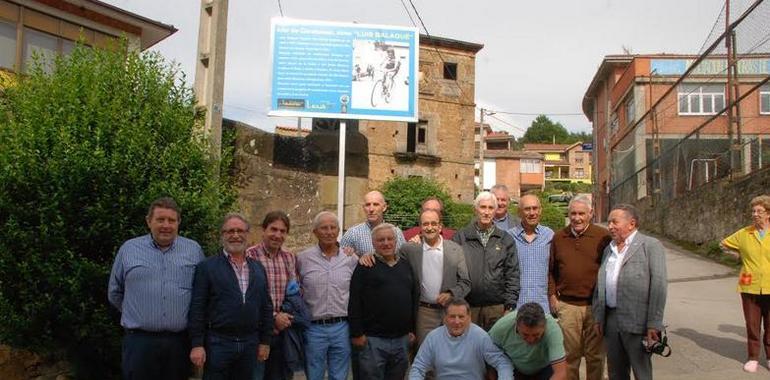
xmin=227 ymin=120 xmax=370 ymax=251
xmin=0 ymin=345 xmax=70 ymax=380
xmin=635 ymin=167 xmax=770 ymax=245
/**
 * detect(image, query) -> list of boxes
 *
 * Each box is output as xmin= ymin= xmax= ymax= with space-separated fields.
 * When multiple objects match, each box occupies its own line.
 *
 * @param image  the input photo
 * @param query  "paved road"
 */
xmin=652 ymin=238 xmax=759 ymax=379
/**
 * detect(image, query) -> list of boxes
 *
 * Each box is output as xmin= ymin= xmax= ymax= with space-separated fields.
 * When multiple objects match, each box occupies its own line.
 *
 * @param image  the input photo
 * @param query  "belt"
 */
xmin=312 ymin=316 xmax=347 ymax=325
xmin=125 ymin=329 xmax=187 ymax=337
xmin=558 ymin=295 xmax=592 ymax=303
xmin=419 ymin=301 xmax=442 ymax=310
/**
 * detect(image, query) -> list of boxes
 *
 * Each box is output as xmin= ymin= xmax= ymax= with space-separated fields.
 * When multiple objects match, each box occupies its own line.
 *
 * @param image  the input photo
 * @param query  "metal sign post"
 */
xmin=337 ymin=120 xmax=346 ymax=235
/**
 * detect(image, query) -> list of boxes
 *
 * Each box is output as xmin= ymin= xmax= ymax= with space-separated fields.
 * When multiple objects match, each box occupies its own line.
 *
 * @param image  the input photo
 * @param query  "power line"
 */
xmin=486 ymin=113 xmax=526 ymax=133
xmin=406 ymin=0 xmax=468 ymax=101
xmin=397 ymin=0 xmax=417 ymax=27
xmin=276 ymin=0 xmax=284 ymax=16
xmin=487 ymin=110 xmax=585 ymax=117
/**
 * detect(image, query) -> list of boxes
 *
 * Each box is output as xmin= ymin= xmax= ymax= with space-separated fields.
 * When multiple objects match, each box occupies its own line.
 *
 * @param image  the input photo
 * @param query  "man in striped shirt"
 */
xmin=297 ymin=211 xmax=358 ymax=380
xmin=108 ymin=197 xmax=204 ymax=380
xmin=246 ymin=211 xmax=297 ymax=380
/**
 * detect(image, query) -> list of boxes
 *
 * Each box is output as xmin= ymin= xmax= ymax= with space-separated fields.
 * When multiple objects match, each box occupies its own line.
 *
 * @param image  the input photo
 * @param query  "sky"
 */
xmin=104 ymin=0 xmax=736 ymax=136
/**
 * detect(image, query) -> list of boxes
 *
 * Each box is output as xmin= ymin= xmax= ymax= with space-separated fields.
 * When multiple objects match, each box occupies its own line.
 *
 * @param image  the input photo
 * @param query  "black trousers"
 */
xmin=122 ymin=330 xmax=190 ymax=380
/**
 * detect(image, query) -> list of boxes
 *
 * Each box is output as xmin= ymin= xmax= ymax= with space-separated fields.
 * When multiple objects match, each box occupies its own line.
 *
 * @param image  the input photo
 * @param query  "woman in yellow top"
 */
xmin=721 ymin=195 xmax=770 ymax=373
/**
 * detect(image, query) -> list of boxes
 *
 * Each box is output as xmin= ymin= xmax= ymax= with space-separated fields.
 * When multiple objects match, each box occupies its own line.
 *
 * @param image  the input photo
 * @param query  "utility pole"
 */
xmin=194 ymin=0 xmax=229 ymax=166
xmin=725 ymin=0 xmax=739 ymax=177
xmin=649 ymin=69 xmax=661 ymax=204
xmin=479 ymin=108 xmax=486 ymax=192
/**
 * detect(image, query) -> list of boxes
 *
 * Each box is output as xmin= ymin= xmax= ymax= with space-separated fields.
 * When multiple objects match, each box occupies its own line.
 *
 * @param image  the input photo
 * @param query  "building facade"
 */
xmin=355 ymin=34 xmax=483 ymax=204
xmin=522 ymin=143 xmax=592 ymax=184
xmin=583 ymin=54 xmax=770 ymax=221
xmin=0 ymin=0 xmax=175 ymax=78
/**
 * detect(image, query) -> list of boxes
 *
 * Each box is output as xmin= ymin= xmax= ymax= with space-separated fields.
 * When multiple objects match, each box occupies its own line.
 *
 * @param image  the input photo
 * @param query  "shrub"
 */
xmin=381 ymin=177 xmax=453 ymax=229
xmin=0 ymin=42 xmax=234 ymax=378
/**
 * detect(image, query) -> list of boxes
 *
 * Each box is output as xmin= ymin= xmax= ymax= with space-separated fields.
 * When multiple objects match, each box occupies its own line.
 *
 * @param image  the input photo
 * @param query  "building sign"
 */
xmin=269 ymin=18 xmax=419 ymax=122
xmin=651 ymin=58 xmax=770 ymax=76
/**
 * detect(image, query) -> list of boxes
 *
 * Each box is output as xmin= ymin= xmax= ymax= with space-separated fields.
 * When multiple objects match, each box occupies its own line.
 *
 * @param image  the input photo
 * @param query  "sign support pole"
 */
xmin=337 ymin=121 xmax=347 ymax=237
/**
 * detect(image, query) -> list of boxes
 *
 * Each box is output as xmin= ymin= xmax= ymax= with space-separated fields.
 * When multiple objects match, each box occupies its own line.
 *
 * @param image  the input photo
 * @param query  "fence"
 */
xmin=608 ymin=0 xmax=770 ymax=207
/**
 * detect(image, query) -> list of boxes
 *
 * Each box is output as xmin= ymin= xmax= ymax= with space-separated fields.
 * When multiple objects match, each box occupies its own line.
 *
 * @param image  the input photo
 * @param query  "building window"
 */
xmin=625 ymin=96 xmax=635 ymax=126
xmin=443 ymin=62 xmax=457 ymax=80
xmin=575 ymin=157 xmax=584 ymax=164
xmin=521 ymin=159 xmax=541 ymax=173
xmin=678 ymin=83 xmax=725 ymax=115
xmin=761 ymin=84 xmax=770 ymax=115
xmin=23 ymin=27 xmax=59 ymax=73
xmin=575 ymin=168 xmax=585 ymax=178
xmin=407 ymin=119 xmax=428 ymax=153
xmin=0 ymin=19 xmax=15 ymax=70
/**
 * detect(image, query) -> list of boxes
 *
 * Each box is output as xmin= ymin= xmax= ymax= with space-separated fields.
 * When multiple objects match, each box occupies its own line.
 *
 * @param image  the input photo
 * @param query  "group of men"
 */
xmin=107 ymin=183 xmax=667 ymax=380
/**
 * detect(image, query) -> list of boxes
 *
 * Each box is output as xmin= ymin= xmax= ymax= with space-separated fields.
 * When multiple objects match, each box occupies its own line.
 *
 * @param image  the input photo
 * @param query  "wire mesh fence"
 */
xmin=608 ymin=0 xmax=770 ymax=207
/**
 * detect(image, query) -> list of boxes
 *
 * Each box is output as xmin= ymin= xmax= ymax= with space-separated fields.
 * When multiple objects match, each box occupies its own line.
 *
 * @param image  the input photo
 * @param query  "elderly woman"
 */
xmin=721 ymin=195 xmax=770 ymax=373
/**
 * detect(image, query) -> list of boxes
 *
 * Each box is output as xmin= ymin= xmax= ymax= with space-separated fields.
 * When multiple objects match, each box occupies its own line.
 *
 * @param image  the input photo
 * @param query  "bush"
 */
xmin=381 ymin=177 xmax=453 ymax=229
xmin=534 ymin=193 xmax=568 ymax=231
xmin=444 ymin=202 xmax=475 ymax=229
xmin=0 ymin=42 xmax=234 ymax=378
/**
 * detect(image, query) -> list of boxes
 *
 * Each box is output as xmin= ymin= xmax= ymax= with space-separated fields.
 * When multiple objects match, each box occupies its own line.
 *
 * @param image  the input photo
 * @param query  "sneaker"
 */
xmin=743 ymin=360 xmax=758 ymax=372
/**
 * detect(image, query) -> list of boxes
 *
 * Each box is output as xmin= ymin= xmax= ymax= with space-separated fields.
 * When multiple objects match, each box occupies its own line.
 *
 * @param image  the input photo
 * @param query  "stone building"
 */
xmin=356 ymin=34 xmax=483 ymax=205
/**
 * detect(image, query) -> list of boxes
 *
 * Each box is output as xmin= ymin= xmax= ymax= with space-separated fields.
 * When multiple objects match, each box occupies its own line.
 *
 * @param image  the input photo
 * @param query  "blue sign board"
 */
xmin=650 ymin=59 xmax=687 ymax=75
xmin=269 ymin=18 xmax=419 ymax=122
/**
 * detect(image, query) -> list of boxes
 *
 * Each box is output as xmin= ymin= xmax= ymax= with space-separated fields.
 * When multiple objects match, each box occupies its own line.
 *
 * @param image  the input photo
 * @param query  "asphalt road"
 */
xmin=649 ymin=239 xmax=758 ymax=379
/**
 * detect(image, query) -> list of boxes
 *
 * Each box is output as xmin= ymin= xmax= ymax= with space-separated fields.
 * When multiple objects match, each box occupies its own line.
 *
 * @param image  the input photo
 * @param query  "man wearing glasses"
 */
xmin=188 ymin=213 xmax=274 ymax=379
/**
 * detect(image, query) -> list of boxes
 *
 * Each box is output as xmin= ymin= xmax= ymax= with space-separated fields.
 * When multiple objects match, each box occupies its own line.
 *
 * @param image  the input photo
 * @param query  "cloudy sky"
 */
xmin=104 ymin=0 xmax=737 ymax=135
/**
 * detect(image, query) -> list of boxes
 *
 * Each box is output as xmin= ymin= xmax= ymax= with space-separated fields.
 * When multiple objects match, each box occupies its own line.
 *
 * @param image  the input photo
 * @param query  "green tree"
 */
xmin=0 ymin=42 xmax=234 ymax=378
xmin=521 ymin=115 xmax=571 ymax=144
xmin=570 ymin=131 xmax=592 ymax=144
xmin=521 ymin=115 xmax=591 ymax=144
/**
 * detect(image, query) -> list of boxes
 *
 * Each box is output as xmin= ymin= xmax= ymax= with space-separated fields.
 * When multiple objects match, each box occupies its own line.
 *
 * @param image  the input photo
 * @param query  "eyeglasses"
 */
xmin=222 ymin=229 xmax=248 ymax=236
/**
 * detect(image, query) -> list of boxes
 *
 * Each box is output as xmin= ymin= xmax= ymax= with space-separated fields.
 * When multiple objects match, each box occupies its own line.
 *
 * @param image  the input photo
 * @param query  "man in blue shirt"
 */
xmin=491 ymin=184 xmax=522 ymax=231
xmin=508 ymin=194 xmax=554 ymax=312
xmin=108 ymin=197 xmax=204 ymax=380
xmin=341 ymin=190 xmax=406 ymax=255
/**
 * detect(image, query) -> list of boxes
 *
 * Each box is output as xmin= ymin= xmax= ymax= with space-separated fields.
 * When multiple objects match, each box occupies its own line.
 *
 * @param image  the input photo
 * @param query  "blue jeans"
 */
xmin=304 ymin=321 xmax=350 ymax=380
xmin=204 ymin=333 xmax=258 ymax=380
xmin=357 ymin=335 xmax=409 ymax=380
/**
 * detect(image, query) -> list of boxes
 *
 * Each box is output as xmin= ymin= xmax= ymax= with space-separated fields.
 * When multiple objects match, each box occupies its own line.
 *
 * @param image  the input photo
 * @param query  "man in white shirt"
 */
xmin=592 ymin=204 xmax=667 ymax=380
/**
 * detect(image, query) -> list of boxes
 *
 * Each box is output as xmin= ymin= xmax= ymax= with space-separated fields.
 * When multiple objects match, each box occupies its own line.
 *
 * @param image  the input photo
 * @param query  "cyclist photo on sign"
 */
xmin=350 ymin=40 xmax=411 ymax=112
xmin=381 ymin=47 xmax=401 ymax=88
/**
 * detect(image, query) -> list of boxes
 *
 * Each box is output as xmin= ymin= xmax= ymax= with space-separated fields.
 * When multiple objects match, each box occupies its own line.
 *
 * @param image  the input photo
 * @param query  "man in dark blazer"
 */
xmin=592 ymin=204 xmax=667 ymax=380
xmin=401 ymin=209 xmax=471 ymax=344
xmin=188 ymin=213 xmax=274 ymax=380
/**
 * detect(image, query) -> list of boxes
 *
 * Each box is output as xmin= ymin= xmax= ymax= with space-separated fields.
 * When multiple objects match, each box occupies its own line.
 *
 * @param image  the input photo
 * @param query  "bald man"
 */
xmin=341 ymin=191 xmax=406 ymax=256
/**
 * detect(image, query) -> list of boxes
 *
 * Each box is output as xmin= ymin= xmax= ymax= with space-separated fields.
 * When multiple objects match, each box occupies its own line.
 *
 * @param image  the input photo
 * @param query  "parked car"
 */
xmin=548 ymin=192 xmax=573 ymax=203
